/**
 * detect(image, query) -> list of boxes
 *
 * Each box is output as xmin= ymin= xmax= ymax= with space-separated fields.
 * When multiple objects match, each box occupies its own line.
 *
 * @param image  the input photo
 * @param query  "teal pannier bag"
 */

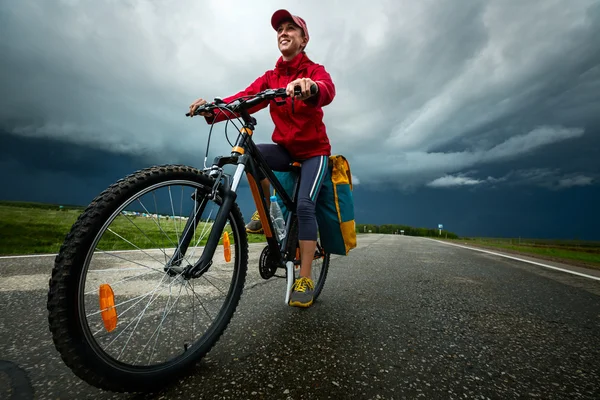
xmin=315 ymin=155 xmax=356 ymax=255
xmin=273 ymin=170 xmax=297 ymax=220
xmin=273 ymin=155 xmax=356 ymax=256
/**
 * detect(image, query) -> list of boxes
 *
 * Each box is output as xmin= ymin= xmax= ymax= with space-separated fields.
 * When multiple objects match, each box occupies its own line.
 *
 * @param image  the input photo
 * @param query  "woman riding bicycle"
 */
xmin=189 ymin=9 xmax=335 ymax=308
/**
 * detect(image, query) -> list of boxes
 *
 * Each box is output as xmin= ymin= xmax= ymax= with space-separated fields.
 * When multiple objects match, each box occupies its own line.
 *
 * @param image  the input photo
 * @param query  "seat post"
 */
xmin=289 ymin=161 xmax=302 ymax=174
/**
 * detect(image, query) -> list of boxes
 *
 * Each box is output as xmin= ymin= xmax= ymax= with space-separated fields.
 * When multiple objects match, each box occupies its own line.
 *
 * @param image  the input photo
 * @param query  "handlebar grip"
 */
xmin=293 ymin=83 xmax=318 ymax=96
xmin=185 ymin=110 xmax=210 ymax=117
xmin=186 ymin=107 xmax=214 ymax=117
xmin=311 ymin=83 xmax=318 ymax=95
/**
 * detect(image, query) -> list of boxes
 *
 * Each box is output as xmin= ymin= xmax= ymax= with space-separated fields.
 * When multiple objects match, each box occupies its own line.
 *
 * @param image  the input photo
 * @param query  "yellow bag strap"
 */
xmin=330 ymin=155 xmax=353 ymax=190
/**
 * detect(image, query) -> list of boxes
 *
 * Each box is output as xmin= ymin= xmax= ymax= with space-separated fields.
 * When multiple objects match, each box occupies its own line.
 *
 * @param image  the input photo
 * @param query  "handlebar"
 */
xmin=186 ymin=83 xmax=318 ymax=117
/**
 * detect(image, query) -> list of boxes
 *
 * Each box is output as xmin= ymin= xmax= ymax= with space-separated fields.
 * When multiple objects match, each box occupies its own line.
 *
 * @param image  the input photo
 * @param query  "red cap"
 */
xmin=271 ymin=9 xmax=309 ymax=42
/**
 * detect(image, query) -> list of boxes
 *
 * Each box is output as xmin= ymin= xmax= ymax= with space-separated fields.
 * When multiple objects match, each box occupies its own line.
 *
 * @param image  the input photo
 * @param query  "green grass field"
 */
xmin=0 ymin=202 xmax=266 ymax=256
xmin=2 ymin=201 xmax=599 ymax=271
xmin=448 ymin=237 xmax=600 ymax=269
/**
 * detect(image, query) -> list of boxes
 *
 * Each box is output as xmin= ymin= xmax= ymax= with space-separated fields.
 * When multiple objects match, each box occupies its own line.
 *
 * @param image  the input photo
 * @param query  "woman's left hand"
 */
xmin=286 ymin=78 xmax=318 ymax=100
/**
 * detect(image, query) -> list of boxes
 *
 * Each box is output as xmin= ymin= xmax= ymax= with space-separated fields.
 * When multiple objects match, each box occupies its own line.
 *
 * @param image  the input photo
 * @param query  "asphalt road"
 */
xmin=1 ymin=234 xmax=599 ymax=399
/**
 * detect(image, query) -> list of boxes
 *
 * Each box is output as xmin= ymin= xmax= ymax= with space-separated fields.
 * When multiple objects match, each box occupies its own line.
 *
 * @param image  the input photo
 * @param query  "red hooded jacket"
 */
xmin=206 ymin=52 xmax=335 ymax=160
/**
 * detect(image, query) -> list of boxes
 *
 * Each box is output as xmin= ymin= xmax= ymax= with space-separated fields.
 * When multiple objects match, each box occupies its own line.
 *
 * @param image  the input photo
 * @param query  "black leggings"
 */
xmin=256 ymin=143 xmax=328 ymax=241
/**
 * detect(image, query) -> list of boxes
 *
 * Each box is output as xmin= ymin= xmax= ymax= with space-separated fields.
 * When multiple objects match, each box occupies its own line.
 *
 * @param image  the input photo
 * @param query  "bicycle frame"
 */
xmin=181 ymin=111 xmax=300 ymax=280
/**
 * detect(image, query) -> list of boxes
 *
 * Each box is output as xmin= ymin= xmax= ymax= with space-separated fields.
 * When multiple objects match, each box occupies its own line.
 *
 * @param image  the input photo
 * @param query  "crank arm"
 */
xmin=284 ymin=261 xmax=294 ymax=305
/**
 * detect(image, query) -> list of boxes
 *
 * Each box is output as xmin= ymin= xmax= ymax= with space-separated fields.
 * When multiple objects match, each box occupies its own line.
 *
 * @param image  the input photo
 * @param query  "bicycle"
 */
xmin=46 ymin=85 xmax=331 ymax=393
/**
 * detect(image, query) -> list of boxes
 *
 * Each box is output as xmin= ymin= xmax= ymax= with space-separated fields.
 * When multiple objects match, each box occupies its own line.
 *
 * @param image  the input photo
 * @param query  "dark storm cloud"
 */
xmin=1 ymin=0 xmax=599 ymax=193
xmin=0 ymin=132 xmax=154 ymax=205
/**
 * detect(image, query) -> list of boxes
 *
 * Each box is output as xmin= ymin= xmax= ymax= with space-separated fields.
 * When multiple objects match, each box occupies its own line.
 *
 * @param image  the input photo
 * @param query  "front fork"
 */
xmin=165 ymin=189 xmax=209 ymax=272
xmin=179 ymin=164 xmax=243 ymax=279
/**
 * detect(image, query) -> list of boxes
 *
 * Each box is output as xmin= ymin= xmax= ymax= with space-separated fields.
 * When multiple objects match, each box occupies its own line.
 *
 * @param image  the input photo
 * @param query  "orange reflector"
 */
xmin=223 ymin=232 xmax=231 ymax=262
xmin=99 ymin=284 xmax=117 ymax=332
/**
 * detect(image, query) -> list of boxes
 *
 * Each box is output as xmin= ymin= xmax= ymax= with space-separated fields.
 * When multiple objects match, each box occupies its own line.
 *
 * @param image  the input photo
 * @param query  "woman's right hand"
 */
xmin=188 ymin=98 xmax=213 ymax=117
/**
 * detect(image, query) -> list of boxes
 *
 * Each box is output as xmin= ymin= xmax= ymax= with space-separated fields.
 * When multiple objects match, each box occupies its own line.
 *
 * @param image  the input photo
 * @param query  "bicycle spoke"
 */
xmin=106 ymin=228 xmax=167 ymax=266
xmin=187 ymin=281 xmax=213 ymax=321
xmin=186 ymin=195 xmax=205 ymax=262
xmin=120 ymin=213 xmax=170 ymax=261
xmin=84 ymin=270 xmax=158 ymax=295
xmin=203 ymin=271 xmax=233 ymax=284
xmin=186 ymin=206 xmax=214 ymax=262
xmin=184 ymin=283 xmax=196 ymax=345
xmin=151 ymin=191 xmax=169 ymax=260
xmin=169 ymin=194 xmax=209 ymax=266
xmin=201 ymin=275 xmax=226 ymax=297
xmin=94 ymin=249 xmax=164 ymax=274
xmin=163 ymin=280 xmax=184 ymax=359
xmin=88 ymin=288 xmax=160 ymax=319
xmin=179 ymin=186 xmax=184 ymax=241
xmin=103 ymin=272 xmax=170 ymax=353
xmin=138 ymin=276 xmax=186 ymax=364
xmin=168 ymin=186 xmax=181 ymax=241
xmin=116 ymin=275 xmax=177 ymax=361
xmin=136 ymin=198 xmax=178 ymax=249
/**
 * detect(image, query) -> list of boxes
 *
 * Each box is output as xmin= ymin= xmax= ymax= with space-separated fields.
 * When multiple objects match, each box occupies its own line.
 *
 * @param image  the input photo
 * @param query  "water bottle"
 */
xmin=269 ymin=195 xmax=286 ymax=241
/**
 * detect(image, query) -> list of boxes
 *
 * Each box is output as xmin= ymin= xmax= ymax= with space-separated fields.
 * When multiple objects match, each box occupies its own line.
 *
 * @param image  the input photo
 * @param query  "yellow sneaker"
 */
xmin=288 ymin=277 xmax=315 ymax=308
xmin=245 ymin=211 xmax=263 ymax=234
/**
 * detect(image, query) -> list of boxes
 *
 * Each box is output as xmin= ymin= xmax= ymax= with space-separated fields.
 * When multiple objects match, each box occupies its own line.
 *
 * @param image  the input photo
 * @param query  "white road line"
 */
xmin=431 ymin=239 xmax=600 ymax=282
xmin=0 ymin=242 xmax=269 ymax=260
xmin=0 ymin=253 xmax=57 ymax=259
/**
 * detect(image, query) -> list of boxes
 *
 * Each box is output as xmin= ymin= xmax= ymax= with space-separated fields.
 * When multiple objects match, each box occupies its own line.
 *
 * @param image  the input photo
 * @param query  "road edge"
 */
xmin=429 ymin=238 xmax=600 ymax=281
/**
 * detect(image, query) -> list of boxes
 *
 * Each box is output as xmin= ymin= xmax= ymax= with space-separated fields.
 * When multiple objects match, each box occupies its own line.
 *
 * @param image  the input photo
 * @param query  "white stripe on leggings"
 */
xmin=309 ymin=156 xmax=327 ymax=200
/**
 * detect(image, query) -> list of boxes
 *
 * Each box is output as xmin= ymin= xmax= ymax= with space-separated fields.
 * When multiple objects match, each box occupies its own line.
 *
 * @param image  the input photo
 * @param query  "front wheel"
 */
xmin=47 ymin=165 xmax=248 ymax=393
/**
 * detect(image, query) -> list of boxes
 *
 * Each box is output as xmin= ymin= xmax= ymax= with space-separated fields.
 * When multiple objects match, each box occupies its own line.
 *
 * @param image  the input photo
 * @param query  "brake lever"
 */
xmin=290 ymin=84 xmax=317 ymax=113
xmin=271 ymin=88 xmax=288 ymax=106
xmin=292 ymin=85 xmax=301 ymax=114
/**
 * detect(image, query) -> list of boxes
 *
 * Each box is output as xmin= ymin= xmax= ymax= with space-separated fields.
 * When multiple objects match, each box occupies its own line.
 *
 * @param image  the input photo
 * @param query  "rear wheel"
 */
xmin=306 ymin=242 xmax=330 ymax=302
xmin=47 ymin=165 xmax=248 ymax=393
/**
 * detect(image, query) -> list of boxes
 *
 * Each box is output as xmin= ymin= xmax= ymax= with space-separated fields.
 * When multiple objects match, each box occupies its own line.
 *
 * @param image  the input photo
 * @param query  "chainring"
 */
xmin=259 ymin=245 xmax=279 ymax=279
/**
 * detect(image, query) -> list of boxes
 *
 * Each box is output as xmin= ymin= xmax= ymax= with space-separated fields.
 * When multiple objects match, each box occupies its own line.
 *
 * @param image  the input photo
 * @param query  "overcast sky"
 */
xmin=1 ymin=0 xmax=599 ymax=239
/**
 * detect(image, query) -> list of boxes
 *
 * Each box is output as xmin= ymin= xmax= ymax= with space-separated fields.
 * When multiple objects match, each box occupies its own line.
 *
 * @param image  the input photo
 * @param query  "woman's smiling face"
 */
xmin=277 ymin=20 xmax=307 ymax=59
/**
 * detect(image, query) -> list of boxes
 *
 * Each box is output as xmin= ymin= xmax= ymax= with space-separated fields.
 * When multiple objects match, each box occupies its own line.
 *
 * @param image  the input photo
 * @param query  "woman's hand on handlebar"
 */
xmin=187 ymin=83 xmax=318 ymax=118
xmin=188 ymin=98 xmax=213 ymax=117
xmin=286 ymin=78 xmax=318 ymax=101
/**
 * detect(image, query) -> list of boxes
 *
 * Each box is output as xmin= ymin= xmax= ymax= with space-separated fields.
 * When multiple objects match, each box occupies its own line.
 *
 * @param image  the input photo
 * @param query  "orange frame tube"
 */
xmin=246 ymin=173 xmax=273 ymax=238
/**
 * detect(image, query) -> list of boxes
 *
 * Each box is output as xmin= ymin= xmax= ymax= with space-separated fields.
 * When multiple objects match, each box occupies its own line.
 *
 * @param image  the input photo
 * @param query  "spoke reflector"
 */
xmin=99 ymin=284 xmax=118 ymax=332
xmin=223 ymin=232 xmax=231 ymax=262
